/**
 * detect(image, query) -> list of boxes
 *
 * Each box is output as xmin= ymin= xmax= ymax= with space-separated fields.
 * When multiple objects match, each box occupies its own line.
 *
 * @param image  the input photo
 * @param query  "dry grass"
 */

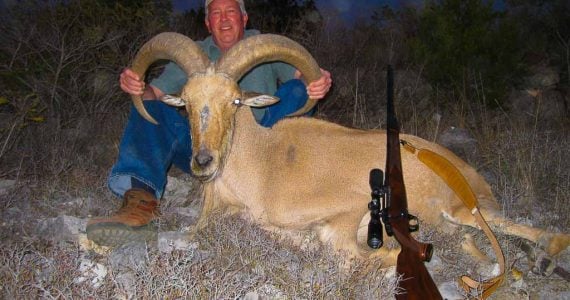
xmin=2 ymin=89 xmax=569 ymax=298
xmin=1 ymin=4 xmax=569 ymax=297
xmin=0 ymin=210 xmax=396 ymax=299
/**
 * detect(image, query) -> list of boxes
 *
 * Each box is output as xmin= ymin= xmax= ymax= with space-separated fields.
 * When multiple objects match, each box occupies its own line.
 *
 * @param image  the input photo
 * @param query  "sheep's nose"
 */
xmin=195 ymin=150 xmax=213 ymax=168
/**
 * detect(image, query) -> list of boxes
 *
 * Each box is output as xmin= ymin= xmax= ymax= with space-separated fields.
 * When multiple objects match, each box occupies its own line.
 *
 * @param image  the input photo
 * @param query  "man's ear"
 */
xmin=242 ymin=13 xmax=248 ymax=28
xmin=205 ymin=19 xmax=211 ymax=33
xmin=241 ymin=91 xmax=279 ymax=107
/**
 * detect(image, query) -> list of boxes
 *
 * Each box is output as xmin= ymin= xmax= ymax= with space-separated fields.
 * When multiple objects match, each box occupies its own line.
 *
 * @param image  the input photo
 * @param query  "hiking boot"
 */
xmin=86 ymin=188 xmax=159 ymax=247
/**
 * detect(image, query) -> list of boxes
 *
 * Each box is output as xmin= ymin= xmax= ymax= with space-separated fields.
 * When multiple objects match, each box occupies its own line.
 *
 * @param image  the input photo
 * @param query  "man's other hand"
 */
xmin=295 ymin=68 xmax=332 ymax=100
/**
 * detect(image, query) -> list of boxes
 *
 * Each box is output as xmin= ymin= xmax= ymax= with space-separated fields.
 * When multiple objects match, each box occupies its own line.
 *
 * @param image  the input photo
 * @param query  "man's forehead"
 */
xmin=205 ymin=0 xmax=244 ymax=8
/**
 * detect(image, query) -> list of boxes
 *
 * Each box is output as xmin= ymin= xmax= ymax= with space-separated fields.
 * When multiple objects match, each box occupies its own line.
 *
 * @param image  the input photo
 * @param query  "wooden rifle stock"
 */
xmin=369 ymin=66 xmax=442 ymax=299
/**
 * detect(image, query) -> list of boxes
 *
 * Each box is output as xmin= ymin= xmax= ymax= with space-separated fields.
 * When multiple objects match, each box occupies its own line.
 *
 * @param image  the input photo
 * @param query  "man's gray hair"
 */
xmin=205 ymin=0 xmax=247 ymax=17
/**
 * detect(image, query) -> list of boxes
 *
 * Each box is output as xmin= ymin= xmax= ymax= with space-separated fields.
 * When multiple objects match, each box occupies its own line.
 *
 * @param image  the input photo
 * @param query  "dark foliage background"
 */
xmin=0 ymin=0 xmax=569 ymax=298
xmin=1 ymin=0 xmax=568 ymax=165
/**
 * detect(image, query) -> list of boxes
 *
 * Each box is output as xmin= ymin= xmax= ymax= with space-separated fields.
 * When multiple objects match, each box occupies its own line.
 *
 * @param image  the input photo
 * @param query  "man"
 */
xmin=86 ymin=0 xmax=332 ymax=246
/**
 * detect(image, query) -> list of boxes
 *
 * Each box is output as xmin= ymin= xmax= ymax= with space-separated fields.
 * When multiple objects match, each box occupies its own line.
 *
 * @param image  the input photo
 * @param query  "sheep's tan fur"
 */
xmin=131 ymin=32 xmax=569 ymax=266
xmin=195 ymin=105 xmax=569 ymax=265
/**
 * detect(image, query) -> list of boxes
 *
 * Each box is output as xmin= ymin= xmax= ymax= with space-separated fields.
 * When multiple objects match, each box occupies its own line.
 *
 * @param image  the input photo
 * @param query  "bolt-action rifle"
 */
xmin=367 ymin=65 xmax=442 ymax=299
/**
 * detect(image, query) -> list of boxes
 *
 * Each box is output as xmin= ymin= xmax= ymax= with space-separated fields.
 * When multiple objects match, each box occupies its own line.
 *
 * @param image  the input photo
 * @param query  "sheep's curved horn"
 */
xmin=216 ymin=34 xmax=322 ymax=116
xmin=130 ymin=32 xmax=209 ymax=124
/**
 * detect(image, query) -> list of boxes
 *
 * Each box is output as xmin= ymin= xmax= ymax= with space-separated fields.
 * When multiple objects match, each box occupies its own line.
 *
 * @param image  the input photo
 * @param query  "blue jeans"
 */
xmin=108 ymin=79 xmax=310 ymax=199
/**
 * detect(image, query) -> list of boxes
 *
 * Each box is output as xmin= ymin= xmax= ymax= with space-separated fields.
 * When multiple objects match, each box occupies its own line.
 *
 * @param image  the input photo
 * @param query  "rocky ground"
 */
xmin=1 ymin=171 xmax=568 ymax=299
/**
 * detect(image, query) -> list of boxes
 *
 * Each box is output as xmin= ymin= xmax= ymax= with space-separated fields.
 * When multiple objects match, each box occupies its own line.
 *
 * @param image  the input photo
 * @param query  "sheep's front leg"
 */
xmin=318 ymin=212 xmax=370 ymax=261
xmin=189 ymin=184 xmax=222 ymax=237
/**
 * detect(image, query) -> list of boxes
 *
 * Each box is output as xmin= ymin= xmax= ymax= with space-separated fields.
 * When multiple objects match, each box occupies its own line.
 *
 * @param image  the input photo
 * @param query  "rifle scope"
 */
xmin=368 ymin=168 xmax=384 ymax=249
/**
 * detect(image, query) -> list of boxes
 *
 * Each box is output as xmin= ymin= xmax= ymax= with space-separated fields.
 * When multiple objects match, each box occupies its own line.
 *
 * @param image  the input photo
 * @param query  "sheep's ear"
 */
xmin=160 ymin=94 xmax=186 ymax=107
xmin=240 ymin=91 xmax=280 ymax=107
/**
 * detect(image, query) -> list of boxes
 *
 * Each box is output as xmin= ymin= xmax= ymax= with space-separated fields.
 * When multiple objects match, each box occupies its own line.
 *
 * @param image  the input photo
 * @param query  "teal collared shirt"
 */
xmin=150 ymin=29 xmax=296 ymax=122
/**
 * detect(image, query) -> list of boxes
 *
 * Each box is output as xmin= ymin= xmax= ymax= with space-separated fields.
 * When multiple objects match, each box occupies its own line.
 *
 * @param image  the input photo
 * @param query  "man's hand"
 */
xmin=120 ymin=68 xmax=145 ymax=96
xmin=295 ymin=68 xmax=332 ymax=100
xmin=120 ymin=68 xmax=163 ymax=100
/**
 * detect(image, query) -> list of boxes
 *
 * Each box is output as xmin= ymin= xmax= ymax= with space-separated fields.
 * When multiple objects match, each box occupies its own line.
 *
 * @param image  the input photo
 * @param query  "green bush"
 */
xmin=409 ymin=0 xmax=524 ymax=106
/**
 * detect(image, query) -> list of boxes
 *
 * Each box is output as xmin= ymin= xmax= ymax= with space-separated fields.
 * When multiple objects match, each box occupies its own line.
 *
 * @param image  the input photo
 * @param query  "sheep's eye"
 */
xmin=233 ymin=98 xmax=242 ymax=106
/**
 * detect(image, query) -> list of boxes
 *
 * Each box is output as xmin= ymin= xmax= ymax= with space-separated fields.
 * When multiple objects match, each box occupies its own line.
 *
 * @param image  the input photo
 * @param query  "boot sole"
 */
xmin=86 ymin=222 xmax=157 ymax=247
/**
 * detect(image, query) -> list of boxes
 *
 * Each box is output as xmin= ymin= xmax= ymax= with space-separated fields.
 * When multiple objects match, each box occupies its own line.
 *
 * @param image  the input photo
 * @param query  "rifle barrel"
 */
xmin=384 ymin=65 xmax=442 ymax=300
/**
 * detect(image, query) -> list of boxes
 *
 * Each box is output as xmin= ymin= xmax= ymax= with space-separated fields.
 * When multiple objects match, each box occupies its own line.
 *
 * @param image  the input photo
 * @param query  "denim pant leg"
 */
xmin=108 ymin=101 xmax=191 ymax=199
xmin=259 ymin=79 xmax=311 ymax=128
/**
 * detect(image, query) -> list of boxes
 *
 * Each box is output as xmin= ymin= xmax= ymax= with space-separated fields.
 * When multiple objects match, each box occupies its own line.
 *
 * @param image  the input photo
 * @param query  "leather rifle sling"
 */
xmin=401 ymin=140 xmax=506 ymax=300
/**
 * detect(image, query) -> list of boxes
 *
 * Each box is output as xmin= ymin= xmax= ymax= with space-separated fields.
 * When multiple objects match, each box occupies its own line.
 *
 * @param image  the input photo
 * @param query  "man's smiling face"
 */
xmin=205 ymin=0 xmax=248 ymax=52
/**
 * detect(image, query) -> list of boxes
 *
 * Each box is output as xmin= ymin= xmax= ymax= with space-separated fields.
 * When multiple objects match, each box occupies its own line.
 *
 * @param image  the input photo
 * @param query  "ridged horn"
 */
xmin=215 ymin=34 xmax=321 ymax=116
xmin=130 ymin=32 xmax=209 ymax=124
